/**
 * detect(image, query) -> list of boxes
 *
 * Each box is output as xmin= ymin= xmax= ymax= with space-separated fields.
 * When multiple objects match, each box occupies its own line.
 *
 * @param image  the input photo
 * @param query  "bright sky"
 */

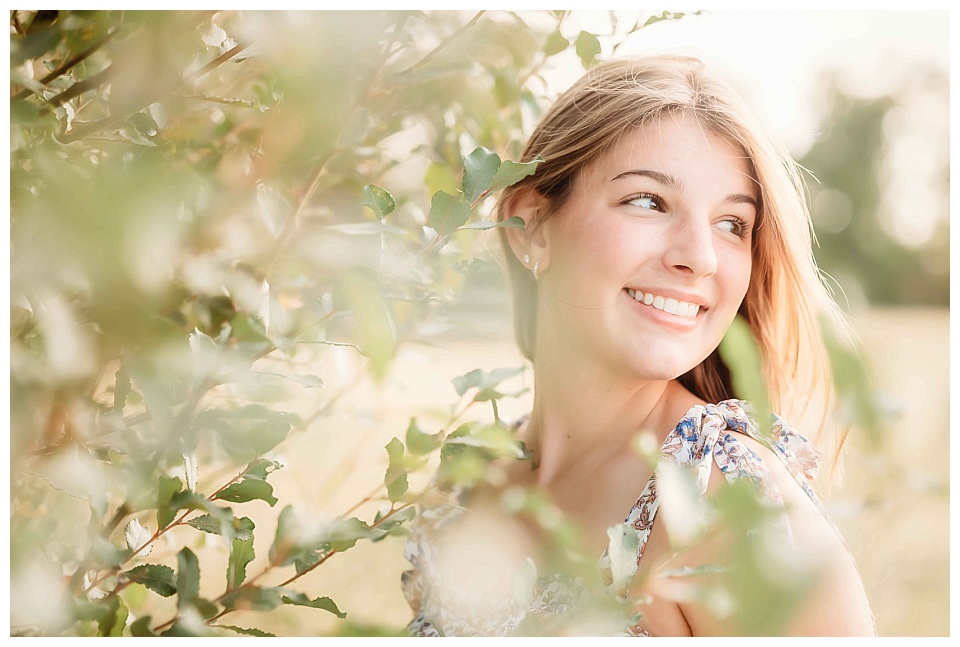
xmin=548 ymin=10 xmax=949 ymax=155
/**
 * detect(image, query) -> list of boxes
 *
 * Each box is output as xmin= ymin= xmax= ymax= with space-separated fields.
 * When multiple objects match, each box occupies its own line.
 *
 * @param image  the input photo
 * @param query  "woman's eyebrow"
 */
xmin=610 ymin=168 xmax=682 ymax=191
xmin=611 ymin=168 xmax=758 ymax=210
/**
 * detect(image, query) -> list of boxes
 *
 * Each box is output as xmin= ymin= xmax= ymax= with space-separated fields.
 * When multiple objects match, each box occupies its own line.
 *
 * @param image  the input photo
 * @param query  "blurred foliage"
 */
xmin=801 ymin=68 xmax=949 ymax=307
xmin=9 ymin=9 xmax=887 ymax=638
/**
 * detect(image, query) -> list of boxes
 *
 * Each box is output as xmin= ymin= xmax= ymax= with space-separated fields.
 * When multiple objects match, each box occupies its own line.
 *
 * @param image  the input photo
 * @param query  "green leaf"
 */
xmin=227 ymin=520 xmax=256 ymax=589
xmin=334 ymin=270 xmax=397 ymax=381
xmin=130 ymin=615 xmax=156 ymax=637
xmin=718 ymin=315 xmax=770 ymax=437
xmin=326 ymin=516 xmax=378 ymax=552
xmin=221 ymin=586 xmax=282 ymax=612
xmin=360 ymin=184 xmax=396 ymax=220
xmin=405 ymin=418 xmax=442 ymax=456
xmin=488 ymin=157 xmax=543 ymax=194
xmin=425 ymin=161 xmax=459 ymax=196
xmin=219 ymin=625 xmax=276 ymax=637
xmin=444 ymin=423 xmax=528 ymax=459
xmin=452 ymin=366 xmax=525 ymax=396
xmin=575 ymin=30 xmax=601 ymax=68
xmin=269 ymin=506 xmax=305 ymax=566
xmin=243 ymin=457 xmax=283 ymax=480
xmin=214 ymin=479 xmax=278 ymax=506
xmin=96 ymin=595 xmax=129 ymax=637
xmin=605 ymin=522 xmax=641 ymax=593
xmin=124 ymin=564 xmax=177 ymax=597
xmin=544 ymin=30 xmax=569 ymax=56
xmin=458 ymin=216 xmax=527 ymax=231
xmin=371 ymin=505 xmax=416 ymax=542
xmin=427 ymin=190 xmax=471 ymax=236
xmin=177 ymin=547 xmax=201 ymax=611
xmin=281 ymin=592 xmax=347 ymax=618
xmin=384 ymin=437 xmax=409 ymax=503
xmin=462 ymin=147 xmax=501 ymax=204
xmin=187 ymin=513 xmax=254 ymax=541
xmin=157 ymin=475 xmax=183 ymax=529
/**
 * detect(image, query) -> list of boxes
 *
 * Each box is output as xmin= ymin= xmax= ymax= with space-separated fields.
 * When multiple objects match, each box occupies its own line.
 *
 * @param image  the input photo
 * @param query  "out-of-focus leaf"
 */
xmin=124 ymin=518 xmax=153 ymax=555
xmin=124 ymin=564 xmax=177 ymax=597
xmin=405 ymin=418 xmax=442 ymax=456
xmin=575 ymin=30 xmax=601 ymax=68
xmin=452 ymin=366 xmax=525 ymax=396
xmin=425 ymin=161 xmax=459 ymax=196
xmin=427 ymin=190 xmax=471 ymax=236
xmin=186 ymin=513 xmax=254 ymax=541
xmin=360 ymin=184 xmax=396 ymax=220
xmin=718 ymin=316 xmax=770 ymax=437
xmin=444 ymin=423 xmax=528 ymax=459
xmin=544 ymin=30 xmax=568 ymax=56
xmin=227 ymin=522 xmax=256 ymax=590
xmin=459 ymin=216 xmax=526 ymax=231
xmin=176 ymin=547 xmax=201 ymax=611
xmin=213 ymin=479 xmax=278 ymax=506
xmin=96 ymin=595 xmax=129 ymax=637
xmin=157 ymin=475 xmax=183 ymax=529
xmin=371 ymin=505 xmax=415 ymax=542
xmin=384 ymin=437 xmax=409 ymax=503
xmin=334 ymin=271 xmax=396 ymax=380
xmin=605 ymin=523 xmax=640 ymax=593
xmin=280 ymin=591 xmax=347 ymax=618
xmin=219 ymin=625 xmax=276 ymax=637
xmin=221 ymin=586 xmax=282 ymax=612
xmin=655 ymin=460 xmax=709 ymax=548
xmin=130 ymin=615 xmax=156 ymax=636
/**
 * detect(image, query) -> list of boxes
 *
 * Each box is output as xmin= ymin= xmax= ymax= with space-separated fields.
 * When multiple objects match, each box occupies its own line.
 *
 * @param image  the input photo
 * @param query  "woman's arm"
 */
xmin=636 ymin=434 xmax=875 ymax=637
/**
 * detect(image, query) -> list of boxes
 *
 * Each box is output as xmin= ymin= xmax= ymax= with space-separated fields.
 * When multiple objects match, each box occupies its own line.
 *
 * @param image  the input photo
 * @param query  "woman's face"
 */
xmin=533 ymin=112 xmax=757 ymax=382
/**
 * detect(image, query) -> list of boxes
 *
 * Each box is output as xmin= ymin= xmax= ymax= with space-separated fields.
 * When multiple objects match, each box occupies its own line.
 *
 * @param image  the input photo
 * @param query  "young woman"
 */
xmin=402 ymin=55 xmax=875 ymax=636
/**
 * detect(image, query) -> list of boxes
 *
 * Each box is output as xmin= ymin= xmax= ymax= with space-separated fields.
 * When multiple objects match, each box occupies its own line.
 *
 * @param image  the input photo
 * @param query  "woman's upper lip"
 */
xmin=625 ymin=286 xmax=711 ymax=309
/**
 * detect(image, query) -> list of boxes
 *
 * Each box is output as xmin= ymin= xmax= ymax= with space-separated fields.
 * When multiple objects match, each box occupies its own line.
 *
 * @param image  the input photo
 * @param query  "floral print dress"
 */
xmin=402 ymin=400 xmax=826 ymax=636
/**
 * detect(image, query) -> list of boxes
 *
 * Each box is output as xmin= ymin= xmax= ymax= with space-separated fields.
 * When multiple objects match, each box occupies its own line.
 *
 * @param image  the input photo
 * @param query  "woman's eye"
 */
xmin=716 ymin=218 xmax=748 ymax=237
xmin=627 ymin=193 xmax=663 ymax=211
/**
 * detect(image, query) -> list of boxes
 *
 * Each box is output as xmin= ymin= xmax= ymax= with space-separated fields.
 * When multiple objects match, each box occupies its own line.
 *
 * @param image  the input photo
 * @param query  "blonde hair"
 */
xmin=496 ymin=55 xmax=853 ymax=480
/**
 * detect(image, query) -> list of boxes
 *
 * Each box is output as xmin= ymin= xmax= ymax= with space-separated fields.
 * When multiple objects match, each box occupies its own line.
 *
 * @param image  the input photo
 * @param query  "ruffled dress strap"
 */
xmin=600 ymin=399 xmax=824 ymax=592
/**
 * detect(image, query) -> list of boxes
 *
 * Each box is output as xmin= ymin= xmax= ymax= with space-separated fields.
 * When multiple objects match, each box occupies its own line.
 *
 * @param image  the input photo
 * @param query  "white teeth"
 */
xmin=627 ymin=289 xmax=701 ymax=319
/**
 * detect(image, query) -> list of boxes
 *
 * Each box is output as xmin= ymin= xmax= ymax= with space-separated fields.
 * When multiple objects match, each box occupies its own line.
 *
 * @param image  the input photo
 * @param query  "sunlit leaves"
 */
xmin=96 ymin=595 xmax=129 ymax=637
xmin=605 ymin=523 xmax=641 ymax=593
xmin=157 ymin=476 xmax=184 ymax=529
xmin=462 ymin=147 xmax=543 ymax=206
xmin=333 ymin=271 xmax=397 ymax=380
xmin=221 ymin=586 xmax=282 ymax=612
xmin=428 ymin=190 xmax=471 ymax=236
xmin=124 ymin=564 xmax=177 ymax=597
xmin=718 ymin=316 xmax=770 ymax=437
xmin=226 ymin=523 xmax=256 ymax=590
xmin=176 ymin=548 xmax=201 ymax=611
xmin=360 ymin=184 xmax=396 ymax=220
xmin=384 ymin=438 xmax=409 ymax=503
xmin=280 ymin=592 xmax=347 ymax=618
xmin=124 ymin=519 xmax=153 ymax=556
xmin=405 ymin=418 xmax=442 ymax=456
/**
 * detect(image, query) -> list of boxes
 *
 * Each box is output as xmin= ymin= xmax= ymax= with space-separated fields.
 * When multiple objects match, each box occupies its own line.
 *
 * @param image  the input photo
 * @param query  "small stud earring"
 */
xmin=523 ymin=254 xmax=530 ymax=264
xmin=533 ymin=261 xmax=539 ymax=281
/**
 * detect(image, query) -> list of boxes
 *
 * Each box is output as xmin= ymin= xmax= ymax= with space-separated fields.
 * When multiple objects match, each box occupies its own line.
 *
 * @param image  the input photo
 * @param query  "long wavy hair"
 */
xmin=496 ymin=55 xmax=853 ymax=480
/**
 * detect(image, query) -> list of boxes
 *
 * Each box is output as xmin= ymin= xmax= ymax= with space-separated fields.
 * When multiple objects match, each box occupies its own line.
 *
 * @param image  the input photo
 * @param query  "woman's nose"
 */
xmin=662 ymin=215 xmax=718 ymax=278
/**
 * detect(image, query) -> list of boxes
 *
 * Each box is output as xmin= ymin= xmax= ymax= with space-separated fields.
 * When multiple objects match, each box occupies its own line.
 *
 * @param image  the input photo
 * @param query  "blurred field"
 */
xmin=207 ymin=306 xmax=947 ymax=636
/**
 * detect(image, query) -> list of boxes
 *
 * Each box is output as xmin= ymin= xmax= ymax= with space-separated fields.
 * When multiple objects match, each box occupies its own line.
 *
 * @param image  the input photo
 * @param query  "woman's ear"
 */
xmin=503 ymin=188 xmax=550 ymax=273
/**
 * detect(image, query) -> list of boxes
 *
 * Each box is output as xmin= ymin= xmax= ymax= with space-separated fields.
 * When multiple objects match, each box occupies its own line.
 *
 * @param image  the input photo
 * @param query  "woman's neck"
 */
xmin=522 ymin=355 xmax=700 ymax=491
